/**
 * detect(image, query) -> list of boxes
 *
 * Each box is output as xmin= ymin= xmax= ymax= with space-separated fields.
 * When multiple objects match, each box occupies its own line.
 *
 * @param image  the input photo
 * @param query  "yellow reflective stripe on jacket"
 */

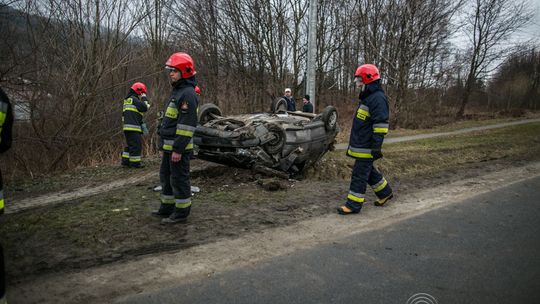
xmin=372 ymin=178 xmax=388 ymax=193
xmin=356 ymin=104 xmax=370 ymax=120
xmin=347 ymin=191 xmax=365 ymax=203
xmin=347 ymin=147 xmax=373 ymax=159
xmin=165 ymin=102 xmax=178 ymax=119
xmin=123 ymin=124 xmax=142 ymax=132
xmin=176 ymin=124 xmax=195 ymax=137
xmin=123 ymin=106 xmax=141 ymax=114
xmin=176 ymin=130 xmax=194 ymax=137
xmin=373 ymin=123 xmax=389 ymax=134
xmin=163 ymin=139 xmax=174 ymax=151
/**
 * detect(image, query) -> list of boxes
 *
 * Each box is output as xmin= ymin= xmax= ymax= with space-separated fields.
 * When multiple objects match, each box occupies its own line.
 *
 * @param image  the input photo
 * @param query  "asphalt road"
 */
xmin=120 ymin=175 xmax=540 ymax=304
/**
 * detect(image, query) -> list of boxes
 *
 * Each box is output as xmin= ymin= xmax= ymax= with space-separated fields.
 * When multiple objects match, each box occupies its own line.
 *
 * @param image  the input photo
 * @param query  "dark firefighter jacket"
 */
xmin=158 ymin=77 xmax=199 ymax=154
xmin=0 ymin=87 xmax=14 ymax=215
xmin=122 ymin=89 xmax=149 ymax=133
xmin=347 ymin=80 xmax=389 ymax=160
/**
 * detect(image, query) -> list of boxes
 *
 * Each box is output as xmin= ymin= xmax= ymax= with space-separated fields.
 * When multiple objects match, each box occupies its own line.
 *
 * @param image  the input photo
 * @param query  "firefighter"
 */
xmin=0 ymin=87 xmax=14 ymax=304
xmin=152 ymin=52 xmax=199 ymax=224
xmin=337 ymin=64 xmax=393 ymax=215
xmin=121 ymin=82 xmax=150 ymax=168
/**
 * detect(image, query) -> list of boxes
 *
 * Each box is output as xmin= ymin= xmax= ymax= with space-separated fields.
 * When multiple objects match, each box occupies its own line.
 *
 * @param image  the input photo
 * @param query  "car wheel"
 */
xmin=271 ymin=98 xmax=288 ymax=114
xmin=198 ymin=103 xmax=222 ymax=124
xmin=263 ymin=123 xmax=286 ymax=155
xmin=321 ymin=106 xmax=338 ymax=131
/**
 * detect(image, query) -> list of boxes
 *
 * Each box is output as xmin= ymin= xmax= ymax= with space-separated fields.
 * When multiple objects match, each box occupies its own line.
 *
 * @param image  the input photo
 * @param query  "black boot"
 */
xmin=130 ymin=162 xmax=145 ymax=168
xmin=161 ymin=206 xmax=191 ymax=224
xmin=151 ymin=204 xmax=174 ymax=218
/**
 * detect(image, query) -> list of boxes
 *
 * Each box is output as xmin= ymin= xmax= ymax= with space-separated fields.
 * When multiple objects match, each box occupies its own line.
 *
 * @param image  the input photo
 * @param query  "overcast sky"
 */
xmin=515 ymin=0 xmax=540 ymax=41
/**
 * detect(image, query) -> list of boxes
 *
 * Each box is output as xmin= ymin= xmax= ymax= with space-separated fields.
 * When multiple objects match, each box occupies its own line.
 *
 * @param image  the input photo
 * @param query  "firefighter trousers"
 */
xmin=122 ymin=131 xmax=142 ymax=167
xmin=159 ymin=151 xmax=192 ymax=216
xmin=346 ymin=159 xmax=392 ymax=211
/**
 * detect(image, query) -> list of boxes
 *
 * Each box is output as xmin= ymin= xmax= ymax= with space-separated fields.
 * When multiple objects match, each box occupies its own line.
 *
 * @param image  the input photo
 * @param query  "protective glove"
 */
xmin=371 ymin=149 xmax=383 ymax=160
xmin=141 ymin=123 xmax=149 ymax=135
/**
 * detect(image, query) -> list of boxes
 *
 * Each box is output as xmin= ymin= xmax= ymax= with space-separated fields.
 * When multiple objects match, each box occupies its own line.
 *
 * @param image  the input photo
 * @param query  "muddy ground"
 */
xmin=1 ymin=123 xmax=540 ymax=291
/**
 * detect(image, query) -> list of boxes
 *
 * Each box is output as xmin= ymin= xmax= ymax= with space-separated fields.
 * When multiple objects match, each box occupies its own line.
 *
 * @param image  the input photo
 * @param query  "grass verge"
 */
xmin=311 ymin=122 xmax=540 ymax=181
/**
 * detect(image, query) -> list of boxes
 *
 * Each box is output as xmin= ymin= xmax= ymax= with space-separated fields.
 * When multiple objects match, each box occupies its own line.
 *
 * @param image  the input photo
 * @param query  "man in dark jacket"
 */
xmin=337 ymin=64 xmax=393 ymax=215
xmin=122 ymin=82 xmax=150 ymax=168
xmin=0 ymin=87 xmax=14 ymax=304
xmin=302 ymin=94 xmax=314 ymax=113
xmin=152 ymin=52 xmax=199 ymax=224
xmin=283 ymin=88 xmax=296 ymax=111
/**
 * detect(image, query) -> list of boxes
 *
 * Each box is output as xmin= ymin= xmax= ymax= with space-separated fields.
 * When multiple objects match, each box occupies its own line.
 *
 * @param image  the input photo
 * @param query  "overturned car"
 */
xmin=193 ymin=99 xmax=339 ymax=175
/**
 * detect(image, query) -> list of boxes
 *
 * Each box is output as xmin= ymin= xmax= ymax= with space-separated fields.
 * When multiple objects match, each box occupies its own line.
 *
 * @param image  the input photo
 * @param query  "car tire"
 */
xmin=198 ymin=103 xmax=222 ymax=124
xmin=271 ymin=98 xmax=288 ymax=114
xmin=321 ymin=106 xmax=338 ymax=131
xmin=263 ymin=123 xmax=286 ymax=155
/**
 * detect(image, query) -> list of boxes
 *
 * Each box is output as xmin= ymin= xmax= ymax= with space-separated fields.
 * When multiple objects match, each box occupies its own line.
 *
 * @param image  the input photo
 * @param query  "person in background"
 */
xmin=283 ymin=88 xmax=296 ymax=111
xmin=302 ymin=94 xmax=313 ymax=113
xmin=337 ymin=64 xmax=393 ymax=215
xmin=0 ymin=87 xmax=14 ymax=304
xmin=121 ymin=82 xmax=150 ymax=168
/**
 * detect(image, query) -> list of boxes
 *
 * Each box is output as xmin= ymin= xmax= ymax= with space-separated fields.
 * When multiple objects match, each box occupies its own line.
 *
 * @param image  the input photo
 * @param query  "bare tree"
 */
xmin=1 ymin=0 xmax=150 ymax=175
xmin=489 ymin=46 xmax=540 ymax=111
xmin=353 ymin=0 xmax=463 ymax=127
xmin=457 ymin=0 xmax=533 ymax=117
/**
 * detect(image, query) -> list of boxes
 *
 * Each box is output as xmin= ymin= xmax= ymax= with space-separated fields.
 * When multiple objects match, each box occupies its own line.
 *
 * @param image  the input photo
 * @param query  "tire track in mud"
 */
xmin=5 ymin=171 xmax=157 ymax=214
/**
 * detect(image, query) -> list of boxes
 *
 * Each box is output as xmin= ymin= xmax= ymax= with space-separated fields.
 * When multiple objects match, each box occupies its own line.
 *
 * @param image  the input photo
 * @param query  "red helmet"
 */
xmin=194 ymin=86 xmax=201 ymax=95
xmin=165 ymin=52 xmax=196 ymax=78
xmin=131 ymin=82 xmax=147 ymax=94
xmin=354 ymin=64 xmax=380 ymax=84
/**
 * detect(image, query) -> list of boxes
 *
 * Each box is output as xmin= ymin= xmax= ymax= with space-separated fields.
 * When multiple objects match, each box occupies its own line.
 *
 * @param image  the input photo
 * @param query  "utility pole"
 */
xmin=306 ymin=0 xmax=317 ymax=113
